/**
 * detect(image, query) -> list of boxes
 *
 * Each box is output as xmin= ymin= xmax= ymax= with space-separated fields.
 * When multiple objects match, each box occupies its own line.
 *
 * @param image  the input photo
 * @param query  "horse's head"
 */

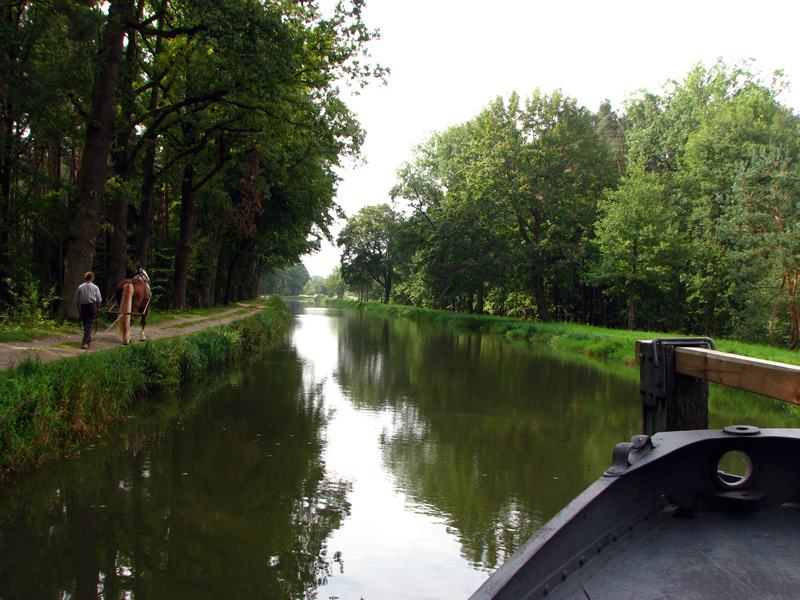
xmin=133 ymin=268 xmax=150 ymax=283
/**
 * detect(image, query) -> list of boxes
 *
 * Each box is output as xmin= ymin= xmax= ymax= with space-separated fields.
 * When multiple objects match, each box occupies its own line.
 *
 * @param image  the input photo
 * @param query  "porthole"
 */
xmin=715 ymin=450 xmax=753 ymax=488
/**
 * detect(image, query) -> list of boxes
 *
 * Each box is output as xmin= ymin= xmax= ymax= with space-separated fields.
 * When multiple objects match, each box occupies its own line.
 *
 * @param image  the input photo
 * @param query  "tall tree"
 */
xmin=60 ymin=0 xmax=135 ymax=318
xmin=0 ymin=1 xmax=97 ymax=308
xmin=722 ymin=145 xmax=800 ymax=347
xmin=393 ymin=125 xmax=508 ymax=311
xmin=624 ymin=60 xmax=798 ymax=335
xmin=592 ymin=168 xmax=686 ymax=330
xmin=338 ymin=204 xmax=403 ymax=304
xmin=463 ymin=91 xmax=617 ymax=320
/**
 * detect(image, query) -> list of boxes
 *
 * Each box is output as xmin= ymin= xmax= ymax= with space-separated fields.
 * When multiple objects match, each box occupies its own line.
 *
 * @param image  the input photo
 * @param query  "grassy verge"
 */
xmin=323 ymin=299 xmax=800 ymax=367
xmin=143 ymin=303 xmax=254 ymax=325
xmin=0 ymin=322 xmax=76 ymax=343
xmin=0 ymin=296 xmax=291 ymax=479
xmin=164 ymin=309 xmax=253 ymax=329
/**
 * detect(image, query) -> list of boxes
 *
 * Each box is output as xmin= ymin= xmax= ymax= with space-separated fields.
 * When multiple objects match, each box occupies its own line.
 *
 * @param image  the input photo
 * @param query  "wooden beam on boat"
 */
xmin=637 ymin=339 xmax=800 ymax=435
xmin=674 ymin=346 xmax=800 ymax=406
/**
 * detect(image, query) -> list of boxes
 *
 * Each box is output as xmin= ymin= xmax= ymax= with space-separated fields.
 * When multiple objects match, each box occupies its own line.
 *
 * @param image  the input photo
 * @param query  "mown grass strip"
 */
xmin=0 ymin=324 xmax=76 ymax=343
xmin=143 ymin=303 xmax=255 ymax=325
xmin=165 ymin=308 xmax=253 ymax=329
xmin=0 ymin=296 xmax=291 ymax=479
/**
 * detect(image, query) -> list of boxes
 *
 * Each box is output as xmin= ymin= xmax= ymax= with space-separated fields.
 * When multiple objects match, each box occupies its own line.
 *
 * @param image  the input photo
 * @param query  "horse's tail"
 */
xmin=117 ymin=282 xmax=134 ymax=343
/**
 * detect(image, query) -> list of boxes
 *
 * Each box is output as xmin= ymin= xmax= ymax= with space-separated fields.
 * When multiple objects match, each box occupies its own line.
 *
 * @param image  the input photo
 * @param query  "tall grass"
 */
xmin=0 ymin=296 xmax=291 ymax=479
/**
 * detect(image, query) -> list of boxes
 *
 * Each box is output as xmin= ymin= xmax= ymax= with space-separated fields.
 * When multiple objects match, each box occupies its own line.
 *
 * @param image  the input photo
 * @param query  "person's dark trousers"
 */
xmin=80 ymin=303 xmax=97 ymax=346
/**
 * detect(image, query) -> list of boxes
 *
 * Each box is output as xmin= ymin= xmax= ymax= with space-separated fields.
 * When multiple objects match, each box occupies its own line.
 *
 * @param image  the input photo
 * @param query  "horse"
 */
xmin=114 ymin=268 xmax=152 ymax=345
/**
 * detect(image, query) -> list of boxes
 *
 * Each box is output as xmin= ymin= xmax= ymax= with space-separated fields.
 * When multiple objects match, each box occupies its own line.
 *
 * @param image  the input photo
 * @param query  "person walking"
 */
xmin=74 ymin=271 xmax=102 ymax=349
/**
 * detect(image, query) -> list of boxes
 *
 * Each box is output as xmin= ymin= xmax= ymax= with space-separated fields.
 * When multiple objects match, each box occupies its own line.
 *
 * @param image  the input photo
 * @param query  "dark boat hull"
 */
xmin=470 ymin=428 xmax=800 ymax=600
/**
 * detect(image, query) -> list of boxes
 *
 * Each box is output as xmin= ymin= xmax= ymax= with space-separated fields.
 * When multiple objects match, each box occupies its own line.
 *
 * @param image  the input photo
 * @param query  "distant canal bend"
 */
xmin=0 ymin=302 xmax=643 ymax=599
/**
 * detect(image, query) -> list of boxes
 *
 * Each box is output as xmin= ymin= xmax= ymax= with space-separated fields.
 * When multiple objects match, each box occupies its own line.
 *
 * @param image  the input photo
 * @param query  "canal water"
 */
xmin=5 ymin=302 xmax=788 ymax=599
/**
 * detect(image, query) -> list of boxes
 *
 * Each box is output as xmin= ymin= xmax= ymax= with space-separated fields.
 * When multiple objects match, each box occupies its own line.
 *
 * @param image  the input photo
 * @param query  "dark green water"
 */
xmin=5 ymin=303 xmax=792 ymax=599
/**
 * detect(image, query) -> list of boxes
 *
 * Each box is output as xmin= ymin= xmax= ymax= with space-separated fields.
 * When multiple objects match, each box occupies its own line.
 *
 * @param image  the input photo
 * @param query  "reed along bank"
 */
xmin=0 ymin=296 xmax=291 ymax=480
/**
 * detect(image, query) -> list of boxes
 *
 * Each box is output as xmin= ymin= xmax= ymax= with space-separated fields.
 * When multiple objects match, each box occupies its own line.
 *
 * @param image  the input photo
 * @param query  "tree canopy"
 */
xmin=338 ymin=60 xmax=800 ymax=346
xmin=1 ymin=0 xmax=385 ymax=318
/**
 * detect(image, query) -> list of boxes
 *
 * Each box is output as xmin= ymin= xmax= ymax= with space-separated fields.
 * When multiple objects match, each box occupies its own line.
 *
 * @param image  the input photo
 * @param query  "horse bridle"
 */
xmin=133 ymin=268 xmax=150 ymax=283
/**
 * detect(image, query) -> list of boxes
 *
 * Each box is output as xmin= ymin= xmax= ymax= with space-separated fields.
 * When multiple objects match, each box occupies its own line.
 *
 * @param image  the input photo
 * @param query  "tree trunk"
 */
xmin=517 ymin=211 xmax=549 ymax=321
xmin=383 ymin=266 xmax=392 ymax=304
xmin=0 ymin=159 xmax=11 ymax=308
xmin=248 ymin=262 xmax=260 ymax=297
xmin=475 ymin=287 xmax=484 ymax=314
xmin=107 ymin=189 xmax=129 ymax=297
xmin=134 ymin=1 xmax=166 ymax=269
xmin=770 ymin=300 xmax=780 ymax=347
xmin=196 ymin=219 xmax=226 ymax=306
xmin=136 ymin=146 xmax=157 ymax=268
xmin=224 ymin=238 xmax=254 ymax=304
xmin=533 ymin=273 xmax=549 ymax=321
xmin=106 ymin=0 xmax=143 ymax=298
xmin=627 ymin=285 xmax=636 ymax=330
xmin=172 ymin=164 xmax=197 ymax=308
xmin=60 ymin=0 xmax=134 ymax=318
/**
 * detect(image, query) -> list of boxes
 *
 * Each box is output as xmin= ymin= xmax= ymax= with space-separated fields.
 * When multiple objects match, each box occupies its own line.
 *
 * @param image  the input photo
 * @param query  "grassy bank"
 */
xmin=0 ymin=296 xmax=291 ymax=479
xmin=323 ymin=299 xmax=800 ymax=367
xmin=0 ymin=321 xmax=75 ymax=343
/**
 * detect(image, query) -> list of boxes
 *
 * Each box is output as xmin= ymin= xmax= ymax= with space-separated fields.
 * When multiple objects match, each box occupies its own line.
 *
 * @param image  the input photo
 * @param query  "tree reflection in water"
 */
xmin=0 ymin=345 xmax=350 ymax=600
xmin=0 ymin=306 xmax=648 ymax=599
xmin=334 ymin=311 xmax=640 ymax=571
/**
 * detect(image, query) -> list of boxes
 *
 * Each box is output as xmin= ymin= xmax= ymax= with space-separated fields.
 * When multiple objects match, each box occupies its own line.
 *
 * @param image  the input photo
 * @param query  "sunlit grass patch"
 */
xmin=166 ymin=308 xmax=254 ymax=329
xmin=167 ymin=318 xmax=215 ymax=329
xmin=0 ymin=322 xmax=76 ymax=343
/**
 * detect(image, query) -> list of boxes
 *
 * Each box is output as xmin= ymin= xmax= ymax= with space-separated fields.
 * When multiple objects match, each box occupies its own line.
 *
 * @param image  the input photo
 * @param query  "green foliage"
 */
xmin=303 ymin=275 xmax=326 ymax=296
xmin=337 ymin=204 xmax=406 ymax=303
xmin=322 ymin=266 xmax=347 ymax=298
xmin=2 ymin=278 xmax=60 ymax=328
xmin=592 ymin=168 xmax=687 ymax=329
xmin=367 ymin=60 xmax=800 ymax=347
xmin=390 ymin=89 xmax=618 ymax=320
xmin=721 ymin=144 xmax=800 ymax=346
xmin=264 ymin=264 xmax=310 ymax=296
xmin=2 ymin=0 xmax=384 ymax=314
xmin=0 ymin=296 xmax=291 ymax=478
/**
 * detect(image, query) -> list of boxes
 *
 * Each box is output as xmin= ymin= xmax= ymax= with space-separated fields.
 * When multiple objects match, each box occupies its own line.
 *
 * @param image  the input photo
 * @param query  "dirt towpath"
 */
xmin=0 ymin=299 xmax=270 ymax=372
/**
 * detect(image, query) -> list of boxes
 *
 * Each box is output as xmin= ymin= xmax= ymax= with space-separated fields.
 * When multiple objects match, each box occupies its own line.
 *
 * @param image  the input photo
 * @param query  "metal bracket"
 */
xmin=604 ymin=434 xmax=654 ymax=477
xmin=640 ymin=337 xmax=716 ymax=407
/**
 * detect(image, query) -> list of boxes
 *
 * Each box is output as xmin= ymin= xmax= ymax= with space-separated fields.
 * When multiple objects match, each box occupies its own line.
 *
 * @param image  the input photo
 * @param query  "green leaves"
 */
xmin=337 ymin=204 xmax=404 ymax=303
xmin=593 ymin=168 xmax=687 ymax=328
xmin=722 ymin=144 xmax=800 ymax=346
xmin=1 ymin=0 xmax=384 ymax=314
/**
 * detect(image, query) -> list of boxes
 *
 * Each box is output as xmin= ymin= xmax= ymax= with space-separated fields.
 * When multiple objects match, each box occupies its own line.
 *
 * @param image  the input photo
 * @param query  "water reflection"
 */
xmin=0 ymin=304 xmax=666 ymax=600
xmin=0 ymin=343 xmax=349 ymax=600
xmin=331 ymin=310 xmax=641 ymax=574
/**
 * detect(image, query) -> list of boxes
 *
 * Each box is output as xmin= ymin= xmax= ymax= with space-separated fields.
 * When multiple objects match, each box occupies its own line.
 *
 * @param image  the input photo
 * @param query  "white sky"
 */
xmin=303 ymin=0 xmax=800 ymax=277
